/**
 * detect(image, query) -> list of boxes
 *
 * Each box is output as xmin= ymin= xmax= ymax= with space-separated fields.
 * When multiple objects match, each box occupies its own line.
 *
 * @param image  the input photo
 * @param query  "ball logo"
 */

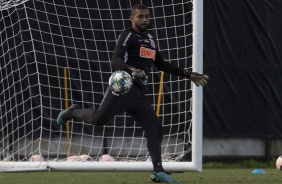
xmin=139 ymin=47 xmax=156 ymax=60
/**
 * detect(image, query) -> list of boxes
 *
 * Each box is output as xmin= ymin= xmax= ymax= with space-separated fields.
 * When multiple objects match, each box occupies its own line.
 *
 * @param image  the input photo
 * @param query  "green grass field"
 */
xmin=0 ymin=168 xmax=281 ymax=184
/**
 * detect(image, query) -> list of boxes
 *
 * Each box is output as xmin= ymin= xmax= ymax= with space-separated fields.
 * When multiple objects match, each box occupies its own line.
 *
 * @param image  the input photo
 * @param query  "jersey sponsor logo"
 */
xmin=139 ymin=46 xmax=156 ymax=60
xmin=122 ymin=32 xmax=132 ymax=46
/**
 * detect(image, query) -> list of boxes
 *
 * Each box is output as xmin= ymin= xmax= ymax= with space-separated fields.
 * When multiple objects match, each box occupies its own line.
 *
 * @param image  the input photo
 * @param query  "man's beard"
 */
xmin=137 ymin=24 xmax=148 ymax=33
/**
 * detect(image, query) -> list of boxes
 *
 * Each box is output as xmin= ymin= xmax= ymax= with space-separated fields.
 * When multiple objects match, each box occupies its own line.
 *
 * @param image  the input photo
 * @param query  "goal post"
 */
xmin=192 ymin=0 xmax=204 ymax=172
xmin=0 ymin=0 xmax=203 ymax=172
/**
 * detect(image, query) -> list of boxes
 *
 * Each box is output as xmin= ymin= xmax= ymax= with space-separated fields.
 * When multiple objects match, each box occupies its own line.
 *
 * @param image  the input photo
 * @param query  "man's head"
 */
xmin=130 ymin=4 xmax=150 ymax=33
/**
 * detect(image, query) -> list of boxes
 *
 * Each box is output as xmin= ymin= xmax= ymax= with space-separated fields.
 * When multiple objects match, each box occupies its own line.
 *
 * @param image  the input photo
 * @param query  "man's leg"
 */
xmin=128 ymin=109 xmax=180 ymax=183
xmin=128 ymin=110 xmax=164 ymax=171
xmin=126 ymin=87 xmax=180 ymax=183
xmin=57 ymin=88 xmax=130 ymax=126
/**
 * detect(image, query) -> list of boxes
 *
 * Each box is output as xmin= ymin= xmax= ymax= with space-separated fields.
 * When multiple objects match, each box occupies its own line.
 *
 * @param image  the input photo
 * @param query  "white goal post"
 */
xmin=0 ymin=0 xmax=203 ymax=172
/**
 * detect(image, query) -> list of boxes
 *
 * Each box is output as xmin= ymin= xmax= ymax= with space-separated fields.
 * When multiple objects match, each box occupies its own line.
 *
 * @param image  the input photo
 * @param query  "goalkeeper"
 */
xmin=57 ymin=4 xmax=208 ymax=184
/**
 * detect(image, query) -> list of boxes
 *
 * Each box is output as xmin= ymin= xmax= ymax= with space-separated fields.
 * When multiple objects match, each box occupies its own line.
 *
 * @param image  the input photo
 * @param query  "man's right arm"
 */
xmin=111 ymin=31 xmax=132 ymax=73
xmin=111 ymin=31 xmax=147 ymax=80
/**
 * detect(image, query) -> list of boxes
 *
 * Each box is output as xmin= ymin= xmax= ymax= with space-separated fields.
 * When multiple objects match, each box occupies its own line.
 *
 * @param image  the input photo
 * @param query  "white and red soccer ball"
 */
xmin=276 ymin=155 xmax=282 ymax=171
xmin=98 ymin=154 xmax=115 ymax=162
xmin=67 ymin=155 xmax=81 ymax=162
xmin=68 ymin=154 xmax=113 ymax=162
xmin=80 ymin=154 xmax=93 ymax=162
xmin=28 ymin=155 xmax=46 ymax=162
xmin=67 ymin=155 xmax=93 ymax=162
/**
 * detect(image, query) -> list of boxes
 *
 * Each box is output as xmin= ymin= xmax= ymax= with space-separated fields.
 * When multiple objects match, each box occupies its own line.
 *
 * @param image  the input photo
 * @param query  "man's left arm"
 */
xmin=154 ymin=50 xmax=209 ymax=87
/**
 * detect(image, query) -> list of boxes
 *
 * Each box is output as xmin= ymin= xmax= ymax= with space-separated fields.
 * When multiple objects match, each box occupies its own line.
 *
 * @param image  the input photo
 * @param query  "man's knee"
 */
xmin=88 ymin=114 xmax=109 ymax=126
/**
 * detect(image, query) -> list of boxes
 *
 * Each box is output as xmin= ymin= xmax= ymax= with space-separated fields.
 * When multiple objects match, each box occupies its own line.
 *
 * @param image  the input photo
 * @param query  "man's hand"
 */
xmin=131 ymin=69 xmax=148 ymax=80
xmin=189 ymin=72 xmax=209 ymax=87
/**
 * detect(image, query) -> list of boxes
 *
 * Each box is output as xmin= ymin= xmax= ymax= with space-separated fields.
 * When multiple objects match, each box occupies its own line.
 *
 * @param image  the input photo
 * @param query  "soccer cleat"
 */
xmin=150 ymin=171 xmax=181 ymax=183
xmin=56 ymin=104 xmax=80 ymax=125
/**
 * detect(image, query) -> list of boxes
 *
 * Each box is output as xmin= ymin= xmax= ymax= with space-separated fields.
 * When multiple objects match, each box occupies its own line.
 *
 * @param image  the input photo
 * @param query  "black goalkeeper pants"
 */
xmin=70 ymin=84 xmax=164 ymax=172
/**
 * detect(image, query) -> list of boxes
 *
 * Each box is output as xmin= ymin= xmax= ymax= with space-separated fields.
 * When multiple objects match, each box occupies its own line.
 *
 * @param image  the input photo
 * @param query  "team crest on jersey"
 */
xmin=139 ymin=47 xmax=156 ymax=60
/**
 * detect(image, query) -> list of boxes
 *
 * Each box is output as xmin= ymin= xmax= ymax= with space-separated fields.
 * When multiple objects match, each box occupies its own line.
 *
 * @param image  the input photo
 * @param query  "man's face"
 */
xmin=130 ymin=9 xmax=150 ymax=33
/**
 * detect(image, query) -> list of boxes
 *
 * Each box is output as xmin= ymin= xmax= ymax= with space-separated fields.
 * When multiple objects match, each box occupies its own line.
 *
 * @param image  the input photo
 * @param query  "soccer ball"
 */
xmin=98 ymin=154 xmax=115 ymax=162
xmin=79 ymin=154 xmax=93 ymax=162
xmin=67 ymin=155 xmax=81 ymax=162
xmin=276 ymin=155 xmax=282 ymax=171
xmin=109 ymin=70 xmax=133 ymax=95
xmin=28 ymin=155 xmax=45 ymax=162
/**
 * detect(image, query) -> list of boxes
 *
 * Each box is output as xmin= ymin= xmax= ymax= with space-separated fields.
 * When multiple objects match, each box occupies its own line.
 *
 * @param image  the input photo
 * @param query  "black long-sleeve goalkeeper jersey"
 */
xmin=111 ymin=28 xmax=188 ymax=88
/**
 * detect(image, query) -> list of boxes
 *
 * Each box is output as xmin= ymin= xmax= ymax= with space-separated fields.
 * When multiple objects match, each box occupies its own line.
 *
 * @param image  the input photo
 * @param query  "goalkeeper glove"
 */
xmin=184 ymin=69 xmax=209 ymax=87
xmin=128 ymin=67 xmax=148 ymax=80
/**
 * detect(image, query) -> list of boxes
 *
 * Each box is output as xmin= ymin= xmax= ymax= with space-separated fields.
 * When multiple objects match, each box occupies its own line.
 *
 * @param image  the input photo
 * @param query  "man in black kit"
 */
xmin=57 ymin=4 xmax=208 ymax=183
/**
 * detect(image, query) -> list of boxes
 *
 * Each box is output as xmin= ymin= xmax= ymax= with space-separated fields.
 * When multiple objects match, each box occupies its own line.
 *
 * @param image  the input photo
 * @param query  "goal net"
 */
xmin=0 ymin=0 xmax=203 ymax=172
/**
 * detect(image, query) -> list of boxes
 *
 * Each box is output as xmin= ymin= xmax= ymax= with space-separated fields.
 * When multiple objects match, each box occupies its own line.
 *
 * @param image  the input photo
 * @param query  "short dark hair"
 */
xmin=131 ymin=4 xmax=148 ymax=15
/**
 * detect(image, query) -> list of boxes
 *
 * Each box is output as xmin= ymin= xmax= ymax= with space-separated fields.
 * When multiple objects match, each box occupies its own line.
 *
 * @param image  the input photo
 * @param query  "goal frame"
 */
xmin=0 ymin=0 xmax=203 ymax=172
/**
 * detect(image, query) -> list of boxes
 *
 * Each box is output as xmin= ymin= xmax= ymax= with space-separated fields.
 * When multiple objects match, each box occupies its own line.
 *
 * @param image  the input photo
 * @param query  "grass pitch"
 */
xmin=0 ymin=168 xmax=281 ymax=184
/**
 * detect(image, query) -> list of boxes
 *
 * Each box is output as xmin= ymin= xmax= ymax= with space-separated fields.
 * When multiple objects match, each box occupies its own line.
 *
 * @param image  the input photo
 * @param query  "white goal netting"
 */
xmin=0 ymin=0 xmax=202 ymax=171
